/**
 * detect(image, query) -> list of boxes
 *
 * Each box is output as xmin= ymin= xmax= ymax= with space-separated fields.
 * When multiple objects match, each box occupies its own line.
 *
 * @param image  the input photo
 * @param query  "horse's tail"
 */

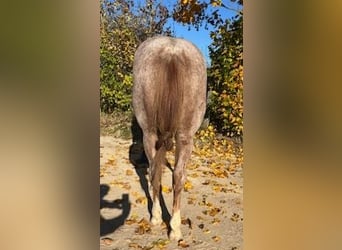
xmin=152 ymin=50 xmax=186 ymax=166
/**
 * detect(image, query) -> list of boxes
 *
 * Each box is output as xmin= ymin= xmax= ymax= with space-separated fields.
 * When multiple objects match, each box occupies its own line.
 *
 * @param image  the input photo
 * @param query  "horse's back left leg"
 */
xmin=142 ymin=130 xmax=163 ymax=225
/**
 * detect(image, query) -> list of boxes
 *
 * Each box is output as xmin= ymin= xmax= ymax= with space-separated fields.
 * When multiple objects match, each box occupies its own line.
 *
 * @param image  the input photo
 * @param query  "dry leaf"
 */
xmin=203 ymin=207 xmax=221 ymax=217
xmin=178 ymin=239 xmax=190 ymax=248
xmin=181 ymin=218 xmax=192 ymax=229
xmin=210 ymin=217 xmax=221 ymax=224
xmin=212 ymin=236 xmax=221 ymax=242
xmin=202 ymin=180 xmax=210 ymax=185
xmin=231 ymin=213 xmax=240 ymax=222
xmin=162 ymin=185 xmax=172 ymax=193
xmin=101 ymin=237 xmax=113 ymax=246
xmin=151 ymin=239 xmax=170 ymax=248
xmin=183 ymin=180 xmax=193 ymax=191
xmin=125 ymin=216 xmax=138 ymax=225
xmin=187 ymin=196 xmax=196 ymax=205
xmin=128 ymin=242 xmax=142 ymax=249
xmin=135 ymin=218 xmax=151 ymax=235
xmin=196 ymin=215 xmax=204 ymax=220
xmin=106 ymin=156 xmax=116 ymax=165
xmin=135 ymin=196 xmax=147 ymax=205
xmin=126 ymin=169 xmax=134 ymax=176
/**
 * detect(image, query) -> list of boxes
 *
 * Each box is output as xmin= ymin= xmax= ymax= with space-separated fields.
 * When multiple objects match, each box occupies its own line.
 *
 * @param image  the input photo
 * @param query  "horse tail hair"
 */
xmin=152 ymin=50 xmax=186 ymax=166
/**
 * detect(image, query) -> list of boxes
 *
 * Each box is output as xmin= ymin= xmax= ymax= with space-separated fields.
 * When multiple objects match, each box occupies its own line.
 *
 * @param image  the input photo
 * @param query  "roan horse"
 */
xmin=132 ymin=36 xmax=207 ymax=240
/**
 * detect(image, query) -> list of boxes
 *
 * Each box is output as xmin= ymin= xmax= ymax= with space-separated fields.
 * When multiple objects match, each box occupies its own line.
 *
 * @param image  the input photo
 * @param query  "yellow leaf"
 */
xmin=135 ymin=196 xmax=147 ymax=205
xmin=126 ymin=169 xmax=134 ymax=176
xmin=162 ymin=185 xmax=172 ymax=193
xmin=152 ymin=239 xmax=170 ymax=248
xmin=106 ymin=156 xmax=116 ymax=165
xmin=184 ymin=180 xmax=193 ymax=191
xmin=135 ymin=218 xmax=151 ymax=235
xmin=212 ymin=236 xmax=221 ymax=242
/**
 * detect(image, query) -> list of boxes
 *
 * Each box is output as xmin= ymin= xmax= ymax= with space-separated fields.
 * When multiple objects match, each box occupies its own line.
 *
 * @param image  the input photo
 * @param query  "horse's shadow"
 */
xmin=100 ymin=184 xmax=131 ymax=236
xmin=129 ymin=116 xmax=171 ymax=224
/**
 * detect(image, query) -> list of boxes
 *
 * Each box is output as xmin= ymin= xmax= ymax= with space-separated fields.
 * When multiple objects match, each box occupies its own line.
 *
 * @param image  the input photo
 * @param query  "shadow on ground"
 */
xmin=128 ymin=116 xmax=171 ymax=225
xmin=100 ymin=184 xmax=131 ymax=236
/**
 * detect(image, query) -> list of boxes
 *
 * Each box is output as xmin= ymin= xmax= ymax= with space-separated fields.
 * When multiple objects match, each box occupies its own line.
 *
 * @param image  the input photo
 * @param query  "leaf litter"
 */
xmin=100 ymin=125 xmax=243 ymax=249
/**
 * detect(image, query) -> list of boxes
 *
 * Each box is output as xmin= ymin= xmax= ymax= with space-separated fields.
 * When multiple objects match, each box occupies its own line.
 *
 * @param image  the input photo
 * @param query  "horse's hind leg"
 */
xmin=143 ymin=131 xmax=163 ymax=225
xmin=169 ymin=132 xmax=193 ymax=240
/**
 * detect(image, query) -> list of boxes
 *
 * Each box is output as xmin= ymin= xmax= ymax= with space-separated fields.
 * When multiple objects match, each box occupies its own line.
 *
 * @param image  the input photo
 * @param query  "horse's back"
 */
xmin=133 ymin=36 xmax=207 ymax=134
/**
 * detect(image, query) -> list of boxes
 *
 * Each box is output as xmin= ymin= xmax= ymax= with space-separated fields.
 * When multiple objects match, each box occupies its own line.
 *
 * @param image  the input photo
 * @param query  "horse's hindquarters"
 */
xmin=132 ymin=36 xmax=207 ymax=240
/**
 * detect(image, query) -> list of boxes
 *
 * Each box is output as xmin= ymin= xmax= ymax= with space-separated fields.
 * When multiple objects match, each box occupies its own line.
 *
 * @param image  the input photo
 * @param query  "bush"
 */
xmin=208 ymin=16 xmax=243 ymax=137
xmin=100 ymin=0 xmax=172 ymax=113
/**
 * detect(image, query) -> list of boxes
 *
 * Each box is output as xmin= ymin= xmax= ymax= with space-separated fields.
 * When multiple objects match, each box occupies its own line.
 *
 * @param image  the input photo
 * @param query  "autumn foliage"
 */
xmin=208 ymin=15 xmax=243 ymax=136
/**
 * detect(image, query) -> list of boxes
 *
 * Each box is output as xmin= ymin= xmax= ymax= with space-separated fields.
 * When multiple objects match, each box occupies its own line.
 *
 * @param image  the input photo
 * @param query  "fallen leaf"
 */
xmin=196 ymin=215 xmax=204 ymax=220
xmin=135 ymin=218 xmax=151 ymax=235
xmin=151 ymin=239 xmax=170 ymax=248
xmin=212 ymin=236 xmax=221 ymax=242
xmin=210 ymin=218 xmax=221 ymax=224
xmin=231 ymin=213 xmax=240 ymax=222
xmin=203 ymin=207 xmax=221 ymax=217
xmin=101 ymin=237 xmax=113 ymax=246
xmin=188 ymin=172 xmax=199 ymax=178
xmin=135 ymin=196 xmax=147 ymax=205
xmin=202 ymin=180 xmax=211 ymax=185
xmin=109 ymin=180 xmax=131 ymax=190
xmin=125 ymin=216 xmax=138 ymax=225
xmin=128 ymin=242 xmax=142 ymax=249
xmin=178 ymin=239 xmax=190 ymax=248
xmin=126 ymin=169 xmax=134 ymax=176
xmin=106 ymin=156 xmax=116 ymax=165
xmin=187 ymin=196 xmax=196 ymax=205
xmin=184 ymin=180 xmax=193 ymax=192
xmin=181 ymin=218 xmax=192 ymax=229
xmin=162 ymin=185 xmax=172 ymax=193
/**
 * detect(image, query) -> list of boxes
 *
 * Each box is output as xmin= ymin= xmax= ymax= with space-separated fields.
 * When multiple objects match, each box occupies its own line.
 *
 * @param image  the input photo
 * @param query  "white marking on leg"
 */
xmin=151 ymin=198 xmax=162 ymax=225
xmin=169 ymin=210 xmax=182 ymax=240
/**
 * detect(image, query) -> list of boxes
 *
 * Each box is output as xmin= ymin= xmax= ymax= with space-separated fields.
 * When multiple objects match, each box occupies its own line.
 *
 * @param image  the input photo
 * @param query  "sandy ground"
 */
xmin=100 ymin=135 xmax=243 ymax=250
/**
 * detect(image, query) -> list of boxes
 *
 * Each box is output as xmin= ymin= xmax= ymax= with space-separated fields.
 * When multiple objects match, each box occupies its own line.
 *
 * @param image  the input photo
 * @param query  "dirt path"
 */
xmin=100 ymin=135 xmax=243 ymax=250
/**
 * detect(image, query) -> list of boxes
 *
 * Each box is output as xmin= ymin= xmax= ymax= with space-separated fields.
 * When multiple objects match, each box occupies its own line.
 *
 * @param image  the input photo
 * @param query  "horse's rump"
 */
xmin=152 ymin=50 xmax=190 ymax=151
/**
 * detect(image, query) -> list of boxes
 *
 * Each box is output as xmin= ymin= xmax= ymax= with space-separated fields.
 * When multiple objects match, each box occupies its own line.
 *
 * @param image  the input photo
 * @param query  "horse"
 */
xmin=132 ymin=36 xmax=207 ymax=240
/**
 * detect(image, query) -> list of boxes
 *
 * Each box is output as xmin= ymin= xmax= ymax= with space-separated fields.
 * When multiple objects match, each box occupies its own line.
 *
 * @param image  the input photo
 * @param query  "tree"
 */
xmin=172 ymin=0 xmax=243 ymax=136
xmin=208 ymin=14 xmax=243 ymax=136
xmin=100 ymin=0 xmax=172 ymax=112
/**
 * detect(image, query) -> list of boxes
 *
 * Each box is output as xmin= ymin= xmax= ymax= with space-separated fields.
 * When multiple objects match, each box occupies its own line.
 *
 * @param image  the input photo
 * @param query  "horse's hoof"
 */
xmin=169 ymin=229 xmax=182 ymax=241
xmin=150 ymin=216 xmax=162 ymax=226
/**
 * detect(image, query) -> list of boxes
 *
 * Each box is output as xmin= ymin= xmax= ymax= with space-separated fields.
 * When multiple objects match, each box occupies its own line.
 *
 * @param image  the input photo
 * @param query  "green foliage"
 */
xmin=173 ymin=0 xmax=243 ymax=137
xmin=100 ymin=18 xmax=136 ymax=112
xmin=208 ymin=12 xmax=243 ymax=136
xmin=100 ymin=0 xmax=172 ymax=113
